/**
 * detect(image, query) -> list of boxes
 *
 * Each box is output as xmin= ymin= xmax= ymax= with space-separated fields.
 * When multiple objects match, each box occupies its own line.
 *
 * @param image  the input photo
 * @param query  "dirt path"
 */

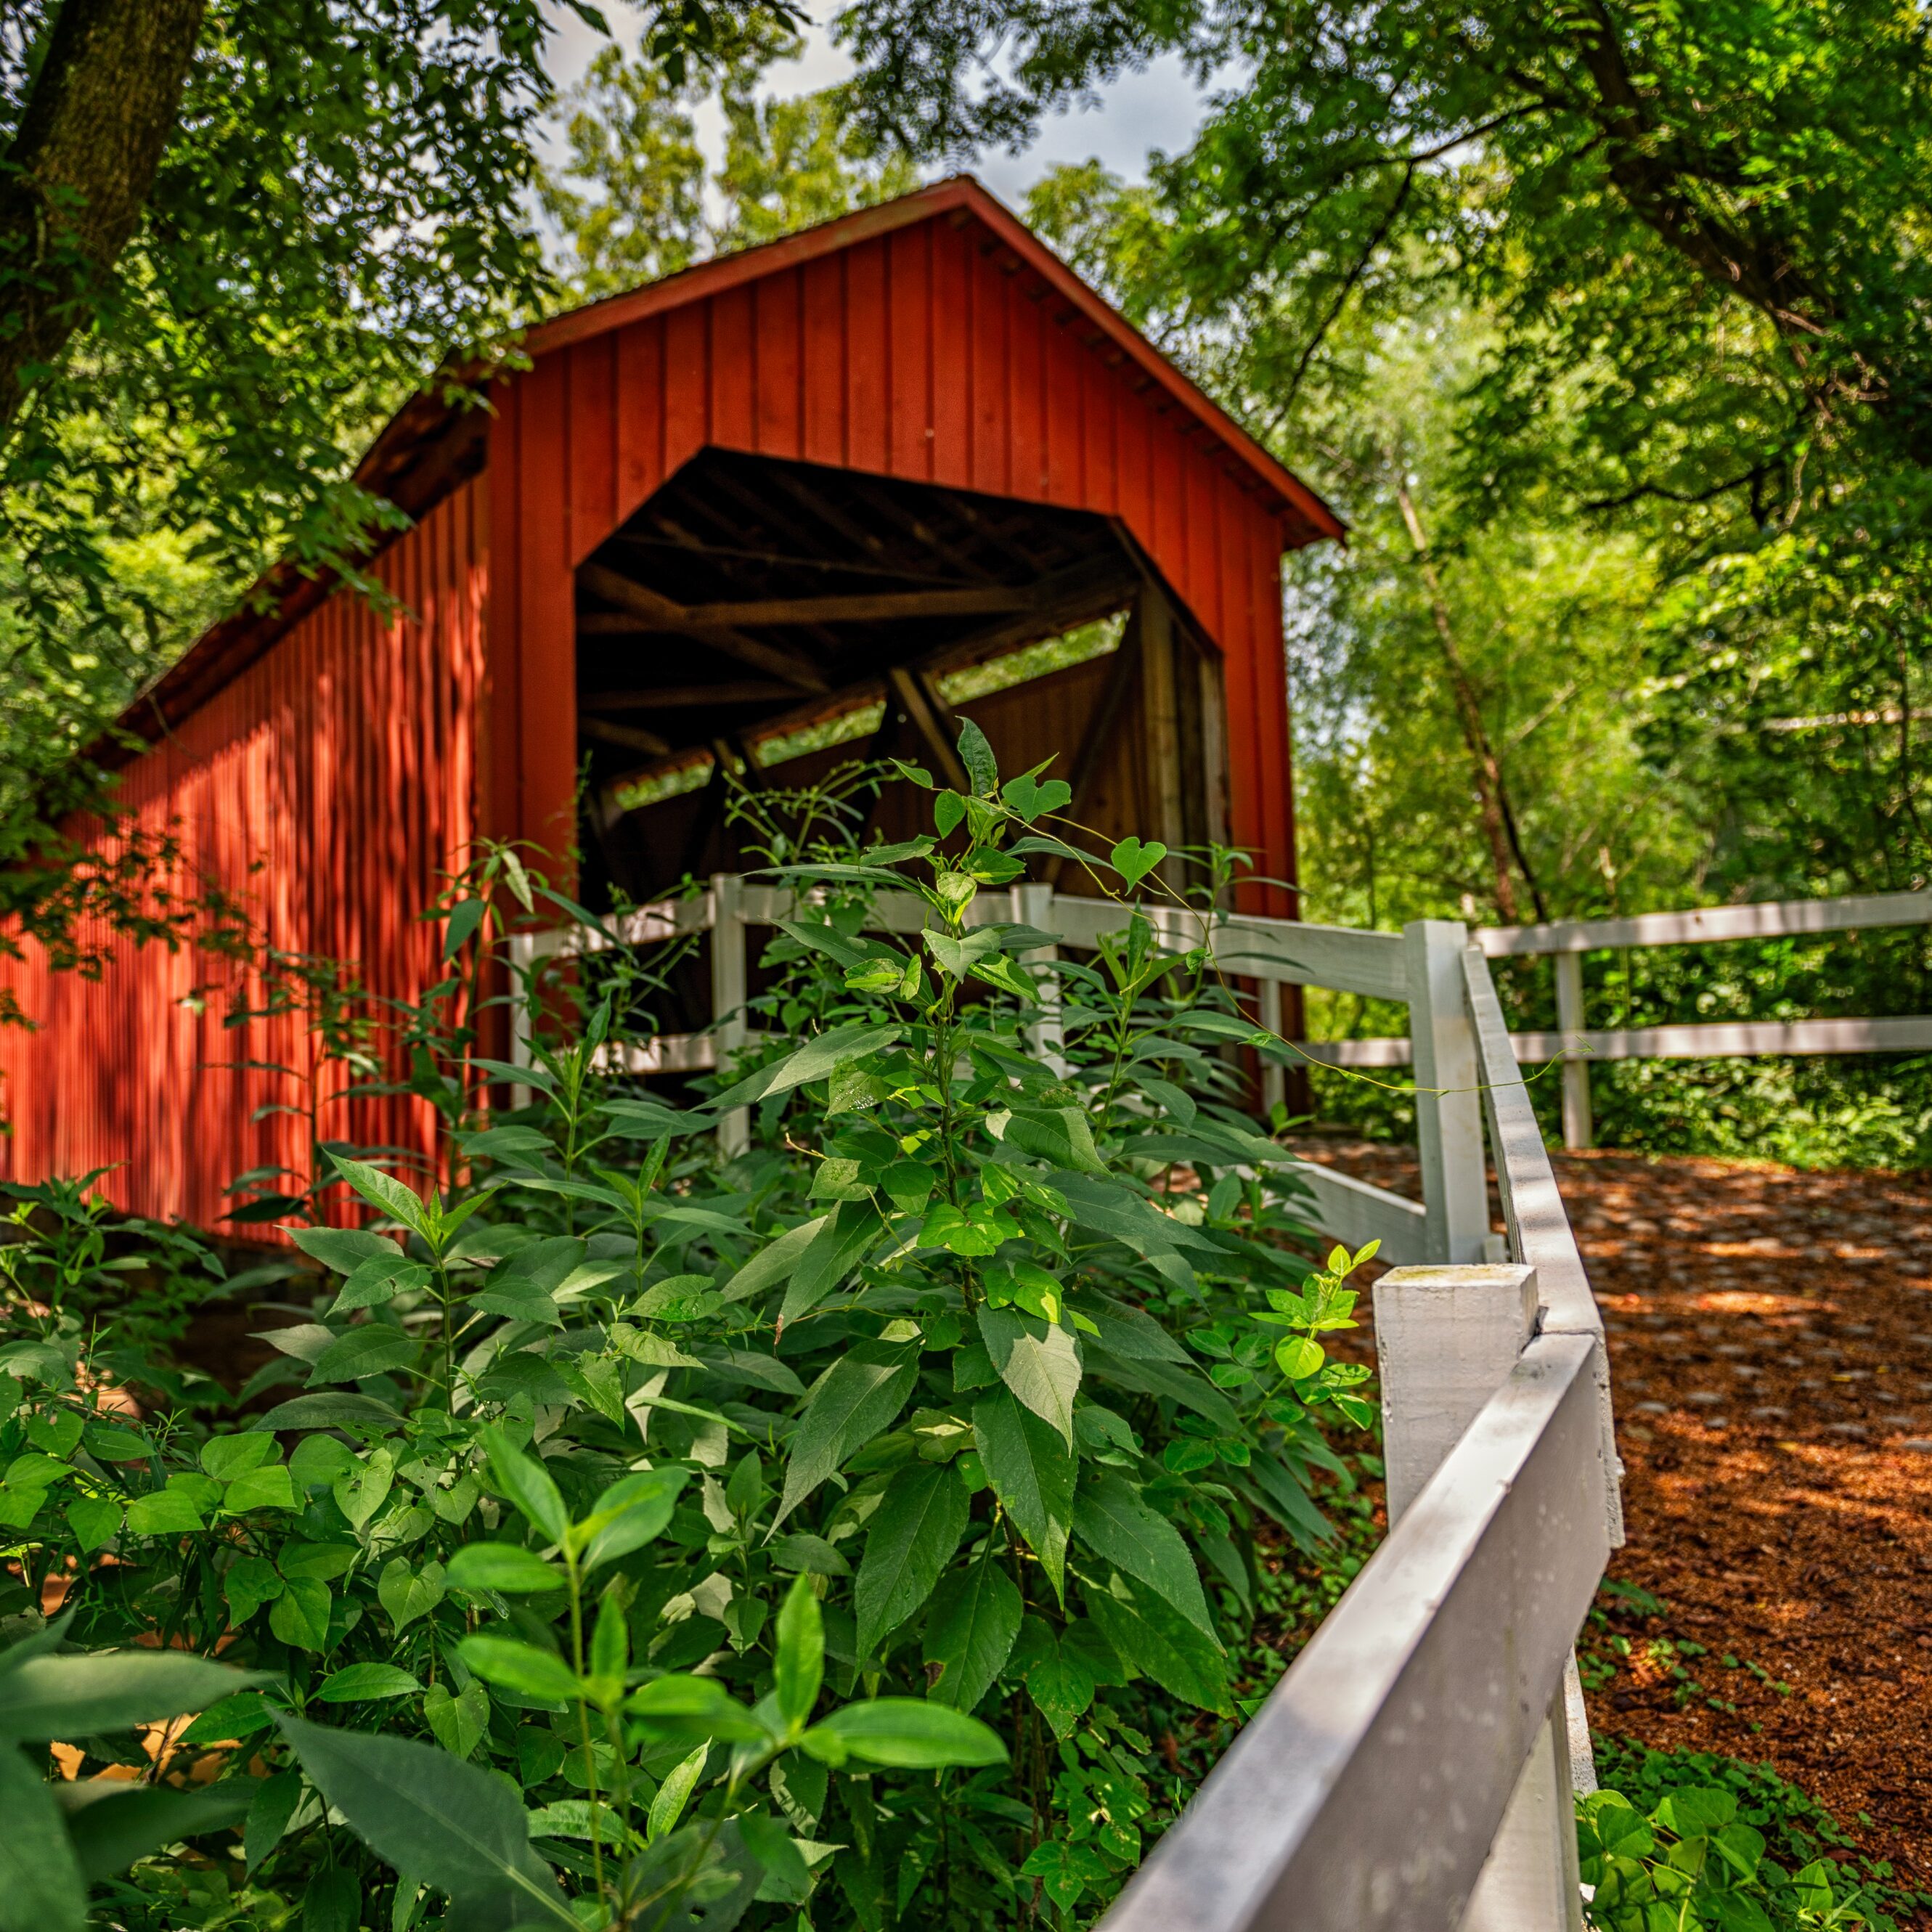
xmin=1293 ymin=1138 xmax=1932 ymax=1890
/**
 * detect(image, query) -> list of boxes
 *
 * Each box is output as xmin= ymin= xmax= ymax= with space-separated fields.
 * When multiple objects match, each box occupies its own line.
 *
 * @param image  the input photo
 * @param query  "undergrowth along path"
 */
xmin=1294 ymin=1138 xmax=1932 ymax=1893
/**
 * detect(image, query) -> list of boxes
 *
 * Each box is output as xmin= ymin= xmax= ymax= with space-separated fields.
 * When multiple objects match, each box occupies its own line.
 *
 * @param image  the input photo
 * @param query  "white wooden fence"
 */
xmin=1297 ymin=887 xmax=1932 ymax=1150
xmin=513 ymin=879 xmax=1622 ymax=1928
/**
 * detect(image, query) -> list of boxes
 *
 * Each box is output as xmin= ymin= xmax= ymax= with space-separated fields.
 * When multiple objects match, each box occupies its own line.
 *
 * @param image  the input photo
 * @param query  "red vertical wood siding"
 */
xmin=0 ymin=482 xmax=489 ymax=1226
xmin=0 ymin=187 xmax=1326 ymax=1221
xmin=492 ymin=209 xmax=1304 ymax=913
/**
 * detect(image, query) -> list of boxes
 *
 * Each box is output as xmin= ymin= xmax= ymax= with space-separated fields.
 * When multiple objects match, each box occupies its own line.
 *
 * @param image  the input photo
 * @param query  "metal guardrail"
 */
xmin=513 ymin=881 xmax=1619 ymax=1930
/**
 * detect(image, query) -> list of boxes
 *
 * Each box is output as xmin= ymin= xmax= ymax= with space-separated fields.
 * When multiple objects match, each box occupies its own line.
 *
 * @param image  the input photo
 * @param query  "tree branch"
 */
xmin=0 ymin=0 xmax=206 ymax=439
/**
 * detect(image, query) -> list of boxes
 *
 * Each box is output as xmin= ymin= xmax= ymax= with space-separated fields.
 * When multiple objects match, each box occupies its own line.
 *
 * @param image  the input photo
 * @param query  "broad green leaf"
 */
xmin=649 ymin=1742 xmax=709 ymax=1843
xmin=479 ymin=1427 xmax=568 ymax=1544
xmin=1073 ymin=1474 xmax=1215 ymax=1637
xmin=254 ymin=1391 xmax=403 ymax=1432
xmin=1086 ymin=1583 xmax=1230 ymax=1715
xmin=1276 ymin=1337 xmax=1324 ymax=1382
xmin=330 ymin=1253 xmax=433 ymax=1315
xmin=334 ymin=1448 xmax=396 ymax=1530
xmin=221 ymin=1464 xmax=297 ymax=1513
xmin=376 ymin=1558 xmax=446 ymax=1630
xmin=972 ymin=1390 xmax=1074 ymax=1602
xmin=774 ymin=1576 xmax=824 ymax=1729
xmin=1083 ymin=1344 xmax=1240 ymax=1434
xmin=707 ymin=1023 xmax=903 ymax=1113
xmin=446 ymin=1544 xmax=563 ymax=1595
xmin=176 ymin=1691 xmax=279 ymax=1747
xmin=223 ymin=1554 xmax=284 ymax=1624
xmin=423 ymin=1680 xmax=489 ymax=1760
xmin=277 ymin=1714 xmax=574 ymax=1923
xmin=327 ymin=1155 xmax=436 ymax=1240
xmin=0 ymin=1743 xmax=85 ymax=1932
xmin=770 ymin=1533 xmax=849 ymax=1578
xmin=269 ymin=1578 xmax=332 ymax=1652
xmin=779 ymin=1200 xmax=881 ymax=1326
xmin=0 ymin=1650 xmax=260 ymax=1740
xmin=288 ymin=1227 xmax=403 ymax=1276
xmin=125 ymin=1488 xmax=204 ymax=1536
xmin=774 ymin=1344 xmax=919 ymax=1528
xmin=625 ymin=1676 xmax=774 ymax=1746
xmin=64 ymin=1495 xmax=122 ymax=1552
xmin=804 ymin=1698 xmax=1006 ymax=1769
xmin=956 ymin=717 xmax=998 ymax=796
xmin=456 ymin=1636 xmax=580 ymax=1705
xmin=854 ymin=1462 xmax=969 ymax=1659
xmin=979 ymin=1308 xmax=1081 ymax=1448
xmin=1009 ymin=1618 xmax=1095 ymax=1739
xmin=1109 ymin=836 xmax=1167 ymax=890
xmin=922 ymin=1560 xmax=1022 ymax=1712
xmin=1003 ymin=1108 xmax=1106 ymax=1175
xmin=311 ymin=1325 xmax=417 ymax=1385
xmin=318 ymin=1663 xmax=421 ymax=1703
xmin=200 ymin=1435 xmax=275 ymax=1483
xmin=720 ymin=1218 xmax=827 ymax=1303
xmin=244 ymin=1771 xmax=301 ymax=1872
xmin=1000 ymin=772 xmax=1072 ymax=822
xmin=579 ymin=1468 xmax=688 ymax=1571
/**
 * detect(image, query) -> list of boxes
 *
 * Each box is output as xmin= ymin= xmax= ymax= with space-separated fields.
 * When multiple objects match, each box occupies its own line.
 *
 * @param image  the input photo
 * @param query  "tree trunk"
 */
xmin=0 ymin=0 xmax=206 ymax=438
xmin=1393 ymin=482 xmax=1550 ymax=924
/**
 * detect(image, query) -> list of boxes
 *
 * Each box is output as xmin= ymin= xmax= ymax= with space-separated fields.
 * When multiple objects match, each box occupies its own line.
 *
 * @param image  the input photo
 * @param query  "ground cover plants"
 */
xmin=0 ymin=730 xmax=1377 ymax=1932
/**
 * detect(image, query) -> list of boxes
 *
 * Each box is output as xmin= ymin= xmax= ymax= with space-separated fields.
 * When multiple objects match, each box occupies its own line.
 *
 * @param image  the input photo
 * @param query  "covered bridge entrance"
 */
xmin=0 ymin=176 xmax=1340 ymax=1227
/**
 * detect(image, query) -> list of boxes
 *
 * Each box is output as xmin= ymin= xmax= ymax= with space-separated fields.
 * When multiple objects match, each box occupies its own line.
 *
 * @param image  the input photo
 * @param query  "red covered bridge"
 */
xmin=0 ymin=176 xmax=1340 ymax=1227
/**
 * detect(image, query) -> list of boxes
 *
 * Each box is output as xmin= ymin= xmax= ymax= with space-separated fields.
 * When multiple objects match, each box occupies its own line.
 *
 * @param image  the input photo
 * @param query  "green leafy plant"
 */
xmin=0 ymin=731 xmax=1367 ymax=1929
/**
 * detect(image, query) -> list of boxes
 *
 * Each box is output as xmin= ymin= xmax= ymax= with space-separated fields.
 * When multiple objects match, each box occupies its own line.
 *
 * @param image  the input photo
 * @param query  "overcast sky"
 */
xmin=540 ymin=1 xmax=1212 ymax=208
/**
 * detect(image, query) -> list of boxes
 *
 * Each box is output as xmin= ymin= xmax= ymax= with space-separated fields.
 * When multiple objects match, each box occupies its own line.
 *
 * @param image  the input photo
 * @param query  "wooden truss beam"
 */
xmin=680 ymin=584 xmax=1033 ymax=627
xmin=579 ymin=717 xmax=672 ymax=757
xmin=578 ymin=563 xmax=829 ymax=694
xmin=582 ymin=682 xmax=794 ymax=712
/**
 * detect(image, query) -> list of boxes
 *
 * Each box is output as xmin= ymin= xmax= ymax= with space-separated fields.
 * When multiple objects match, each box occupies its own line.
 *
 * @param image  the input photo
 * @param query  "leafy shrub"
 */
xmin=1583 ymin=1742 xmax=1927 ymax=1932
xmin=0 ymin=729 xmax=1366 ymax=1931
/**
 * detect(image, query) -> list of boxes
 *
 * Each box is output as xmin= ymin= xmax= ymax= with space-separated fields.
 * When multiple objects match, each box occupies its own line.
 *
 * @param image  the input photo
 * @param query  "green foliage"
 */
xmin=0 ymin=748 xmax=1366 ymax=1928
xmin=538 ymin=29 xmax=918 ymax=302
xmin=1584 ymin=1743 xmax=1926 ymax=1932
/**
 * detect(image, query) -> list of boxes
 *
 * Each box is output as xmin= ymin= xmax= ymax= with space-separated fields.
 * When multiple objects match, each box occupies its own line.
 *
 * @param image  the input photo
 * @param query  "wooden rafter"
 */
xmin=582 ymin=682 xmax=794 ymax=712
xmin=886 ymin=666 xmax=971 ymax=790
xmin=578 ymin=563 xmax=830 ymax=694
xmin=682 ymin=584 xmax=1032 ymax=627
xmin=579 ymin=717 xmax=672 ymax=757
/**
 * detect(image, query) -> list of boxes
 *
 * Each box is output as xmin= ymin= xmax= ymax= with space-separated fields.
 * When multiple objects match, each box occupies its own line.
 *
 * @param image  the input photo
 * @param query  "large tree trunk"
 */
xmin=0 ymin=0 xmax=206 ymax=438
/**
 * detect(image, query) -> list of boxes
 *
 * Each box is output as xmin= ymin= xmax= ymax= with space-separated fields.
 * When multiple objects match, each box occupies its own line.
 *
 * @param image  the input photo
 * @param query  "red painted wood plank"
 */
xmin=929 ymin=222 xmax=971 ymax=489
xmin=709 ymin=284 xmax=756 ymax=453
xmin=568 ymin=335 xmax=617 ymax=566
xmin=888 ymin=224 xmax=934 ymax=480
xmin=845 ymin=238 xmax=889 ymax=475
xmin=754 ymin=268 xmax=804 ymax=460
xmin=663 ymin=302 xmax=709 ymax=475
xmin=969 ymin=246 xmax=1008 ymax=495
xmin=800 ymin=253 xmax=847 ymax=466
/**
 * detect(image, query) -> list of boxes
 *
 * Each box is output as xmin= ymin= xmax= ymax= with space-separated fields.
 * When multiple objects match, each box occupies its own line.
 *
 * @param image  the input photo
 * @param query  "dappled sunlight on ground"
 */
xmin=1292 ymin=1136 xmax=1932 ymax=1891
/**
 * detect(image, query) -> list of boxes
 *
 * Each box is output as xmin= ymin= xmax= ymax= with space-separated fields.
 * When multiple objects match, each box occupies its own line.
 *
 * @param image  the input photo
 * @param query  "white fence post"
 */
xmin=1405 ymin=918 xmax=1489 ymax=1263
xmin=1375 ymin=1262 xmax=1584 ymax=1932
xmin=1257 ymin=977 xmax=1286 ymax=1119
xmin=1016 ymin=884 xmax=1067 ymax=1076
xmin=506 ymin=930 xmax=537 ymax=1114
xmin=1554 ymin=952 xmax=1593 ymax=1152
xmin=710 ymin=873 xmax=749 ymax=1159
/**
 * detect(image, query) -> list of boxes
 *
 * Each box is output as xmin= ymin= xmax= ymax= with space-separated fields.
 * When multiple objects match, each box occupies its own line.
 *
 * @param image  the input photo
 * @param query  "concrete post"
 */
xmin=1374 ymin=1262 xmax=1583 ymax=1932
xmin=1404 ymin=918 xmax=1489 ymax=1264
xmin=710 ymin=873 xmax=749 ymax=1158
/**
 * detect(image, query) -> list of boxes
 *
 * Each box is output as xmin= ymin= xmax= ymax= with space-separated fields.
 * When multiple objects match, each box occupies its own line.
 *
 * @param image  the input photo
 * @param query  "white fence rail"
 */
xmin=1298 ymin=888 xmax=1932 ymax=1150
xmin=512 ymin=876 xmax=1620 ymax=1929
